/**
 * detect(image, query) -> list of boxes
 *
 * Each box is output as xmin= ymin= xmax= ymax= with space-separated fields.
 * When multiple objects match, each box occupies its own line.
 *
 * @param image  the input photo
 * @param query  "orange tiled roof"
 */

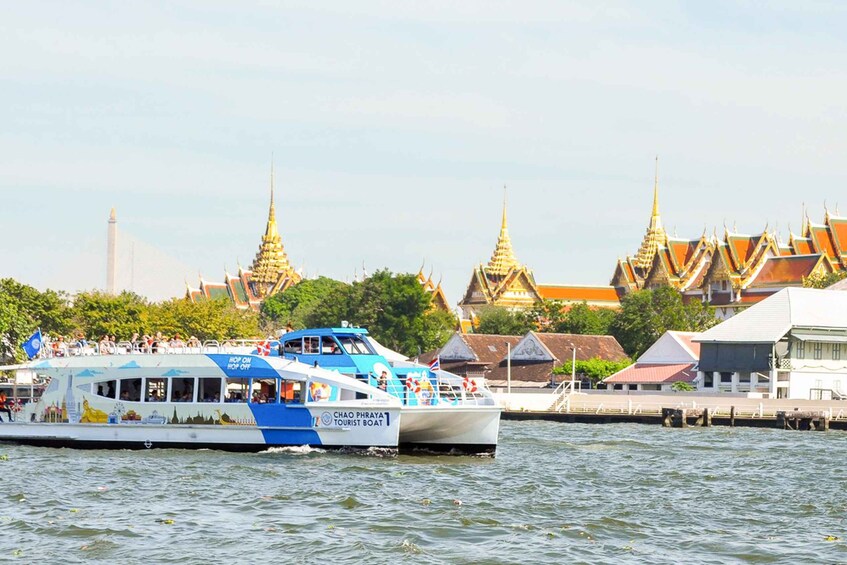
xmin=728 ymin=235 xmax=755 ymax=269
xmin=749 ymin=255 xmax=822 ymax=286
xmin=829 ymin=218 xmax=847 ymax=257
xmin=810 ymin=225 xmax=837 ymax=259
xmin=791 ymin=237 xmax=814 ymax=255
xmin=537 ymin=285 xmax=622 ymax=303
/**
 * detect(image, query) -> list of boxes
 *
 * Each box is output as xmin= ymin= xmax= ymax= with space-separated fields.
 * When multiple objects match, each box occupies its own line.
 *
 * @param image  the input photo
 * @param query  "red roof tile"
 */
xmin=604 ymin=363 xmax=697 ymax=384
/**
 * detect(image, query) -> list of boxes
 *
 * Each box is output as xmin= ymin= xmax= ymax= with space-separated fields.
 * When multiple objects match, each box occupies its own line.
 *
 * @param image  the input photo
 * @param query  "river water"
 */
xmin=1 ymin=420 xmax=846 ymax=564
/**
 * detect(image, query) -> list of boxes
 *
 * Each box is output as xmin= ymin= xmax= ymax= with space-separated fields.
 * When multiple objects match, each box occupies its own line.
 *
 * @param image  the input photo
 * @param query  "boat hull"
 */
xmin=398 ymin=405 xmax=502 ymax=454
xmin=0 ymin=417 xmax=400 ymax=452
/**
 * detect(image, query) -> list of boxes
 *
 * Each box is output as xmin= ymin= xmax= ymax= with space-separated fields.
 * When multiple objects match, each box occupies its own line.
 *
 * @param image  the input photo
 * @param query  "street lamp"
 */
xmin=506 ymin=341 xmax=512 ymax=396
xmin=570 ymin=343 xmax=577 ymax=391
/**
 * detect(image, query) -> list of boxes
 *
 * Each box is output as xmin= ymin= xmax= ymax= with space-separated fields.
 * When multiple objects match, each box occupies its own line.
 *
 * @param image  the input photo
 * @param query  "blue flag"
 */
xmin=22 ymin=329 xmax=43 ymax=360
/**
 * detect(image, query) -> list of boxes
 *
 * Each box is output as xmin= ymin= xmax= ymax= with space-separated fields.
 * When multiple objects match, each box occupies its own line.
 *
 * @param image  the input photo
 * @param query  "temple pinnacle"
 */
xmin=652 ymin=155 xmax=660 ymax=219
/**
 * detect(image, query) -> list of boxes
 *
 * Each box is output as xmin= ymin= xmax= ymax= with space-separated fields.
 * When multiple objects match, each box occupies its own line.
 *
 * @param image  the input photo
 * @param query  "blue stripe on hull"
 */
xmin=259 ymin=429 xmax=322 ymax=446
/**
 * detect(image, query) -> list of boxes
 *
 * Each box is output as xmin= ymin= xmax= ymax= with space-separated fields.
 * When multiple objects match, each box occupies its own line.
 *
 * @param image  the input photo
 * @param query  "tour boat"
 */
xmin=275 ymin=327 xmax=502 ymax=454
xmin=0 ymin=352 xmax=401 ymax=451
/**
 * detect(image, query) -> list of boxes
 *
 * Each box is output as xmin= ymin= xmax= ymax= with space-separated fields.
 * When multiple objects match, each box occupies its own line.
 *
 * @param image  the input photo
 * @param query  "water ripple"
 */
xmin=2 ymin=421 xmax=846 ymax=562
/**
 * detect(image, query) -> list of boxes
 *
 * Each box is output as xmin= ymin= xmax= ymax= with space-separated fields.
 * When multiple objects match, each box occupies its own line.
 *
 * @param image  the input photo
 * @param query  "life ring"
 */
xmin=405 ymin=376 xmax=413 ymax=390
xmin=462 ymin=377 xmax=478 ymax=393
xmin=10 ymin=402 xmax=22 ymax=413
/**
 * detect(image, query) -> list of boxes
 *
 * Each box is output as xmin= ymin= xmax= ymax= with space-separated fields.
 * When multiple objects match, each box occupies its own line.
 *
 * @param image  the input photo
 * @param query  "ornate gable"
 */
xmin=438 ymin=333 xmax=477 ymax=361
xmin=511 ymin=332 xmax=555 ymax=362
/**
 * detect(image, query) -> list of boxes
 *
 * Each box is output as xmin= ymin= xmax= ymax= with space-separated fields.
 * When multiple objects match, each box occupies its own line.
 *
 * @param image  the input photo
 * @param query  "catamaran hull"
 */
xmin=398 ymin=406 xmax=501 ymax=454
xmin=0 ymin=414 xmax=400 ymax=452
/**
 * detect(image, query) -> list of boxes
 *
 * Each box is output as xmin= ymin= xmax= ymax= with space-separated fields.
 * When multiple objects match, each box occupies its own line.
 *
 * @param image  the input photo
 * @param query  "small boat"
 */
xmin=276 ymin=327 xmax=502 ymax=454
xmin=0 ymin=352 xmax=401 ymax=451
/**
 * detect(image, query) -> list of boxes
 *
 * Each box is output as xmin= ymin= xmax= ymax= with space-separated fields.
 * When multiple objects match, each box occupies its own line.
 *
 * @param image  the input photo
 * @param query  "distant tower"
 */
xmin=249 ymin=163 xmax=301 ymax=297
xmin=107 ymin=208 xmax=117 ymax=294
xmin=633 ymin=156 xmax=667 ymax=271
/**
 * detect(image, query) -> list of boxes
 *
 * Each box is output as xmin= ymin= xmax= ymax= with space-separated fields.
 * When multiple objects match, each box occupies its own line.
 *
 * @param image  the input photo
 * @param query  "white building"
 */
xmin=603 ymin=331 xmax=700 ymax=392
xmin=695 ymin=287 xmax=847 ymax=399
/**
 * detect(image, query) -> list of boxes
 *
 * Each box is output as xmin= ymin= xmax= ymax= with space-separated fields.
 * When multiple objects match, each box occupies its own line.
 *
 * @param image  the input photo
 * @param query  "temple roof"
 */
xmin=486 ymin=193 xmax=521 ymax=276
xmin=250 ymin=165 xmax=300 ymax=292
xmin=633 ymin=157 xmax=667 ymax=270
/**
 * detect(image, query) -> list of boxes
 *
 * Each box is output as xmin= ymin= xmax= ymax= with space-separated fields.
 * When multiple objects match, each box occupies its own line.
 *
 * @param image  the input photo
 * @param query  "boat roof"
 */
xmin=282 ymin=327 xmax=369 ymax=339
xmin=0 ymin=354 xmax=386 ymax=399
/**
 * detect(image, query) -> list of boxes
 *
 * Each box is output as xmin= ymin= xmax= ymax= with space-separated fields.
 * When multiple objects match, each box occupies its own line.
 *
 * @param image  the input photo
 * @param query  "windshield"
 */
xmin=337 ymin=335 xmax=373 ymax=355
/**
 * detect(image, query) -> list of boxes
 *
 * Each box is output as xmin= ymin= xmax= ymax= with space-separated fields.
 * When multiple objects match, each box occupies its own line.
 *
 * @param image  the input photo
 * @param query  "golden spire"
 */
xmin=486 ymin=187 xmax=521 ymax=276
xmin=250 ymin=162 xmax=300 ymax=294
xmin=633 ymin=156 xmax=667 ymax=270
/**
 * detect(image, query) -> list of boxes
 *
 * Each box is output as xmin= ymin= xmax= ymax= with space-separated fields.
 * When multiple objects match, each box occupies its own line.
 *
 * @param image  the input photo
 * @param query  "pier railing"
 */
xmin=540 ymin=393 xmax=847 ymax=421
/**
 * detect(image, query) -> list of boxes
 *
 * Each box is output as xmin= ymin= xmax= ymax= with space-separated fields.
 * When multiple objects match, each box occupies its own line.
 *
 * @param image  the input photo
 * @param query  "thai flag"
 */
xmin=428 ymin=357 xmax=440 ymax=372
xmin=257 ymin=339 xmax=271 ymax=356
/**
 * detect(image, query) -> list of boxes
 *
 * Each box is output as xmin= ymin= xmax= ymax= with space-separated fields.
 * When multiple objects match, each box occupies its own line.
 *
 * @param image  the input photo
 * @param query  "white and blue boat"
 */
xmin=0 ymin=352 xmax=401 ymax=451
xmin=275 ymin=327 xmax=502 ymax=454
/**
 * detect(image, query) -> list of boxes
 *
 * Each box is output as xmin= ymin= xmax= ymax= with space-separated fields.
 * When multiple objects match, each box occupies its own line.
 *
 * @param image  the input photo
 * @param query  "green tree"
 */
xmin=474 ymin=306 xmax=534 ymax=336
xmin=552 ymin=357 xmax=632 ymax=386
xmin=0 ymin=278 xmax=73 ymax=336
xmin=609 ymin=286 xmax=718 ymax=358
xmin=70 ymin=290 xmax=149 ymax=340
xmin=260 ymin=276 xmax=347 ymax=330
xmin=532 ymin=300 xmax=615 ymax=335
xmin=149 ymin=298 xmax=261 ymax=341
xmin=305 ymin=270 xmax=455 ymax=357
xmin=0 ymin=293 xmax=34 ymax=362
xmin=803 ymin=271 xmax=847 ymax=289
xmin=671 ymin=381 xmax=695 ymax=391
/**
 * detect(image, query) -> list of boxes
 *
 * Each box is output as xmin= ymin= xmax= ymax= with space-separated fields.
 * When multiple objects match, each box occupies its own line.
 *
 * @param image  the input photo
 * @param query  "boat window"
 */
xmin=226 ymin=378 xmax=248 ymax=403
xmin=280 ymin=380 xmax=302 ymax=404
xmin=249 ymin=378 xmax=278 ymax=404
xmin=171 ymin=378 xmax=195 ymax=402
xmin=119 ymin=378 xmax=142 ymax=402
xmin=198 ymin=378 xmax=222 ymax=403
xmin=146 ymin=378 xmax=166 ymax=402
xmin=338 ymin=335 xmax=373 ymax=355
xmin=304 ymin=336 xmax=320 ymax=354
xmin=283 ymin=338 xmax=302 ymax=355
xmin=94 ymin=380 xmax=117 ymax=399
xmin=321 ymin=336 xmax=341 ymax=354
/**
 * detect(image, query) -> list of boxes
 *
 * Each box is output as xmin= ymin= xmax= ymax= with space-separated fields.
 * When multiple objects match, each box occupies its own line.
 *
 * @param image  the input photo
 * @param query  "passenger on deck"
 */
xmin=0 ymin=391 xmax=12 ymax=422
xmin=147 ymin=390 xmax=160 ymax=402
xmin=378 ymin=371 xmax=388 ymax=391
xmin=120 ymin=390 xmax=130 ymax=401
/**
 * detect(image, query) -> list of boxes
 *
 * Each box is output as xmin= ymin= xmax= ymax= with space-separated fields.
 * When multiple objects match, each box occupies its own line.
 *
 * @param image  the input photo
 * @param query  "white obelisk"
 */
xmin=107 ymin=208 xmax=117 ymax=294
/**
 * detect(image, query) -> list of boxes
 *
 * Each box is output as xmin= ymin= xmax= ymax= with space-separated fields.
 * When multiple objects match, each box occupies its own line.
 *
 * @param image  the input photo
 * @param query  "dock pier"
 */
xmin=496 ymin=391 xmax=847 ymax=432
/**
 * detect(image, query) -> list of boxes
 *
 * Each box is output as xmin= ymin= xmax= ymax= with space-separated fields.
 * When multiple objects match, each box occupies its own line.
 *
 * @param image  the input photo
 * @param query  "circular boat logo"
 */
xmin=320 ymin=411 xmax=333 ymax=426
xmin=32 ymin=338 xmax=41 ymax=350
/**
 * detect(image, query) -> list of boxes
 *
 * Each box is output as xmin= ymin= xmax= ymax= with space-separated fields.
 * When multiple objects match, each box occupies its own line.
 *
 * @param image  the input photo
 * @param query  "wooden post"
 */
xmin=776 ymin=411 xmax=787 ymax=429
xmin=701 ymin=407 xmax=711 ymax=427
xmin=672 ymin=408 xmax=687 ymax=428
xmin=730 ymin=406 xmax=736 ymax=427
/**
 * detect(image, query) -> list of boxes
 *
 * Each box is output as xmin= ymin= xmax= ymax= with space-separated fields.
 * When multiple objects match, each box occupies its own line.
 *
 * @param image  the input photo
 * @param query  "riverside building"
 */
xmin=695 ymin=287 xmax=847 ymax=399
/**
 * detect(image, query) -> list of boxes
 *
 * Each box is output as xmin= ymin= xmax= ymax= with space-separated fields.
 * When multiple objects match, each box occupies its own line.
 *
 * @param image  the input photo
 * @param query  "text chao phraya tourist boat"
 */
xmin=0 ymin=349 xmax=401 ymax=451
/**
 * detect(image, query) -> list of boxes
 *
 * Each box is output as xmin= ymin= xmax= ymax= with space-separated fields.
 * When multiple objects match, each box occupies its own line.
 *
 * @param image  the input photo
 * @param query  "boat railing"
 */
xmin=36 ymin=338 xmax=271 ymax=358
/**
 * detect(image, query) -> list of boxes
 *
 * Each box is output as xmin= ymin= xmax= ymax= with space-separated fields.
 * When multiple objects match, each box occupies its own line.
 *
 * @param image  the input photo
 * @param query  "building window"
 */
xmin=834 ymin=343 xmax=841 ymax=361
xmin=796 ymin=340 xmax=805 ymax=359
xmin=703 ymin=372 xmax=714 ymax=387
xmin=720 ymin=372 xmax=733 ymax=384
xmin=813 ymin=342 xmax=823 ymax=360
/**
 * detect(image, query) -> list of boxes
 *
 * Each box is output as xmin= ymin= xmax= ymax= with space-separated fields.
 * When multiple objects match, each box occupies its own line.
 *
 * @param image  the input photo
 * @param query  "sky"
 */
xmin=2 ymin=1 xmax=847 ymax=304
